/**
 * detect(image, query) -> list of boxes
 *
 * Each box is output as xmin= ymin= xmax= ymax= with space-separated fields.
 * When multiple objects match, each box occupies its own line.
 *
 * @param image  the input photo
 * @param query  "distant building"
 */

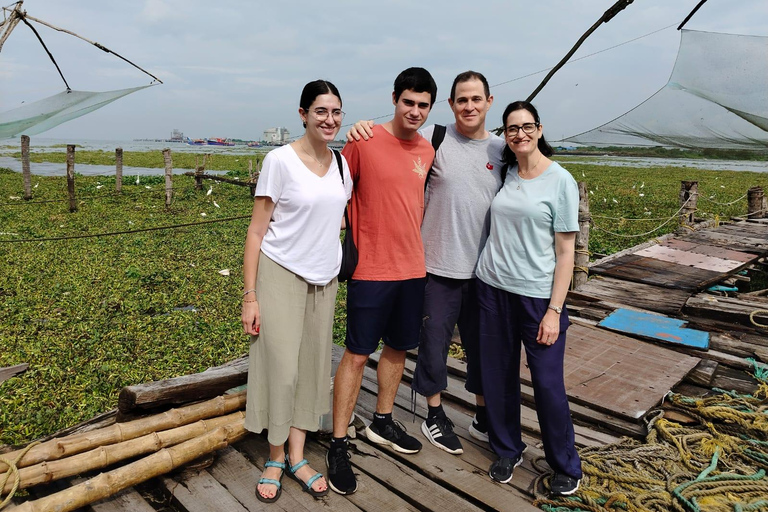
xmin=263 ymin=127 xmax=290 ymax=145
xmin=170 ymin=129 xmax=184 ymax=141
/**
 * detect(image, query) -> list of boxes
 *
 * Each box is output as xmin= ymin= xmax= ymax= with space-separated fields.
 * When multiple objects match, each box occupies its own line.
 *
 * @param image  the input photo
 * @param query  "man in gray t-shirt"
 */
xmin=348 ymin=71 xmax=504 ymax=456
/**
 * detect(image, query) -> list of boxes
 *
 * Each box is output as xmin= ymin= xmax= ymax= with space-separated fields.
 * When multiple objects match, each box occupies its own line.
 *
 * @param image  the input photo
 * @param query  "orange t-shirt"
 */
xmin=342 ymin=125 xmax=435 ymax=281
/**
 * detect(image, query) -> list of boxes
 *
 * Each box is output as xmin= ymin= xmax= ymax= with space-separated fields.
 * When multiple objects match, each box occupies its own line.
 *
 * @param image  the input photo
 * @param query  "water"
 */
xmin=556 ymin=154 xmax=768 ymax=173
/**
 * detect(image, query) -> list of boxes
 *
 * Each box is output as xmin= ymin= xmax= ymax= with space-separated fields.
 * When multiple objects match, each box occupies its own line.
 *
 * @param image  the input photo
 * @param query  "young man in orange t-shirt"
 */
xmin=327 ymin=67 xmax=437 ymax=495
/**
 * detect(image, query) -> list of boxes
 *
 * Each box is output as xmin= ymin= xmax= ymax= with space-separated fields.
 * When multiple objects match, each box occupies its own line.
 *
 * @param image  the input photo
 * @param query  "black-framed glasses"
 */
xmin=504 ymin=122 xmax=539 ymax=136
xmin=309 ymin=108 xmax=345 ymax=121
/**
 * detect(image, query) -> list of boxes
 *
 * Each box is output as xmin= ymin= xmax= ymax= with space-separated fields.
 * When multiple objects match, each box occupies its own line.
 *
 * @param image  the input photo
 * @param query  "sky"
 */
xmin=1 ymin=0 xmax=767 ymax=142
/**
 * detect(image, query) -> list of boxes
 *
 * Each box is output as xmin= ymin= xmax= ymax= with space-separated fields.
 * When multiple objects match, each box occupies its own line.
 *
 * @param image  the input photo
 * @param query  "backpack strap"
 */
xmin=425 ymin=124 xmax=446 ymax=190
xmin=333 ymin=149 xmax=352 ymax=230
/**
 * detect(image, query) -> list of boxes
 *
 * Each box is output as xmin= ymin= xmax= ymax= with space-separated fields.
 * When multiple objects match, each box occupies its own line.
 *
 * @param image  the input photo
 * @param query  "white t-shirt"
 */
xmin=255 ymin=144 xmax=353 ymax=286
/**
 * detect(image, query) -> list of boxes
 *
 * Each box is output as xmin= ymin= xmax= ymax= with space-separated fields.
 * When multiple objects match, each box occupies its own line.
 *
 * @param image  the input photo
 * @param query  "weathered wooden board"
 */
xmin=74 ymin=478 xmax=156 ymax=512
xmin=519 ymin=322 xmax=700 ymax=420
xmin=598 ymin=309 xmax=709 ymax=350
xmin=660 ymin=239 xmax=755 ymax=263
xmin=589 ymin=254 xmax=722 ymax=291
xmin=635 ymin=244 xmax=746 ymax=273
xmin=573 ymin=276 xmax=691 ymax=316
xmin=0 ymin=363 xmax=28 ymax=384
xmin=161 ymin=469 xmax=250 ymax=512
xmin=677 ymin=231 xmax=768 ymax=254
xmin=685 ymin=293 xmax=768 ymax=327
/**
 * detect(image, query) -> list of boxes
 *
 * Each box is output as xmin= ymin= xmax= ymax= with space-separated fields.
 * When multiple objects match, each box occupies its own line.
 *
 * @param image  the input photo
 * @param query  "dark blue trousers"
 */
xmin=412 ymin=274 xmax=482 ymax=398
xmin=477 ymin=280 xmax=582 ymax=479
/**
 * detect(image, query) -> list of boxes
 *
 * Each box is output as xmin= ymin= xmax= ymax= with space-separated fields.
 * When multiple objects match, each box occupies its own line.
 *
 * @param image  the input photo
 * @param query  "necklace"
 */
xmin=300 ymin=139 xmax=328 ymax=168
xmin=516 ymin=153 xmax=543 ymax=190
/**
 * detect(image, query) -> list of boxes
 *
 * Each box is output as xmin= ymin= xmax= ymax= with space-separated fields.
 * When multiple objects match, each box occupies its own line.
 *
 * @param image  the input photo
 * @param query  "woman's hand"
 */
xmin=241 ymin=300 xmax=261 ymax=336
xmin=536 ymin=309 xmax=560 ymax=346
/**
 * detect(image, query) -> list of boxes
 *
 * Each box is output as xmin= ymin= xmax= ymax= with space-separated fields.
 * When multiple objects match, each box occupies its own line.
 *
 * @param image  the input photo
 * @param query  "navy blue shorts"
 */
xmin=345 ymin=278 xmax=427 ymax=355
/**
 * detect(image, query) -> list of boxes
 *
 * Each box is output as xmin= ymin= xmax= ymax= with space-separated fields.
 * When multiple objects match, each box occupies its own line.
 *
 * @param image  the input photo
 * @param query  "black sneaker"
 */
xmin=489 ymin=454 xmax=524 ymax=484
xmin=550 ymin=473 xmax=580 ymax=496
xmin=421 ymin=414 xmax=463 ymax=455
xmin=469 ymin=414 xmax=489 ymax=443
xmin=326 ymin=441 xmax=357 ymax=495
xmin=365 ymin=420 xmax=422 ymax=454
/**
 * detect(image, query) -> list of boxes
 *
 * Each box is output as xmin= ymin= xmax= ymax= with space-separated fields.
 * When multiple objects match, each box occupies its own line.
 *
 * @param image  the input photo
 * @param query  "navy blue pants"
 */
xmin=477 ymin=280 xmax=582 ymax=480
xmin=412 ymin=274 xmax=483 ymax=397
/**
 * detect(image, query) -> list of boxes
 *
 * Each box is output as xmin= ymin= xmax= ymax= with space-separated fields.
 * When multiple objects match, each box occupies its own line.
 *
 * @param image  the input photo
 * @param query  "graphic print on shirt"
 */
xmin=412 ymin=157 xmax=428 ymax=179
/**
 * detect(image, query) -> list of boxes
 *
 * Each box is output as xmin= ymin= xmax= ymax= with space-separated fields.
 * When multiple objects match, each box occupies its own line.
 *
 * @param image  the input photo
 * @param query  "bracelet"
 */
xmin=242 ymin=288 xmax=257 ymax=297
xmin=243 ymin=299 xmax=257 ymax=303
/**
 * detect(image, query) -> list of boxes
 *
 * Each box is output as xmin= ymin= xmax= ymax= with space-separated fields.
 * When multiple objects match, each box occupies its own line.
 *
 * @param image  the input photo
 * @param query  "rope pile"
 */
xmin=534 ymin=363 xmax=768 ymax=512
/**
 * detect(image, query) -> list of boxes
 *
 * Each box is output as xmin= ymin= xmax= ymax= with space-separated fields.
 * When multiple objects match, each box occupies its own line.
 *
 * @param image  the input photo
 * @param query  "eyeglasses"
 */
xmin=309 ymin=108 xmax=345 ymax=121
xmin=504 ymin=122 xmax=539 ymax=136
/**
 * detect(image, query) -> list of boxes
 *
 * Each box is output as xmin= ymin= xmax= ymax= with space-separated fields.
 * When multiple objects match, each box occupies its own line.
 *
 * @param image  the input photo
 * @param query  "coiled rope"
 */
xmin=0 ymin=441 xmax=40 ymax=509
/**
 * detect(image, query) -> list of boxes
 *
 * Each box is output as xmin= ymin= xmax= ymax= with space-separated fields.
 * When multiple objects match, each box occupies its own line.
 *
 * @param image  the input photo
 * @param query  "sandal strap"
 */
xmin=306 ymin=472 xmax=324 ymax=488
xmin=258 ymin=478 xmax=281 ymax=488
xmin=265 ymin=460 xmax=286 ymax=469
xmin=289 ymin=458 xmax=309 ymax=473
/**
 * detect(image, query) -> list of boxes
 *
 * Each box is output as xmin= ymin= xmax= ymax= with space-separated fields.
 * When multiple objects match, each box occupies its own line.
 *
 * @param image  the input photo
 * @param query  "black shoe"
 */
xmin=365 ymin=419 xmax=422 ymax=454
xmin=489 ymin=454 xmax=524 ymax=484
xmin=469 ymin=414 xmax=489 ymax=443
xmin=421 ymin=414 xmax=463 ymax=455
xmin=550 ymin=473 xmax=580 ymax=496
xmin=326 ymin=441 xmax=357 ymax=495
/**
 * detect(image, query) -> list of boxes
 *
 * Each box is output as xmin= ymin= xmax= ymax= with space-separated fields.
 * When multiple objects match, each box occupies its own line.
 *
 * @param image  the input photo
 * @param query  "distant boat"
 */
xmin=187 ymin=137 xmax=207 ymax=146
xmin=207 ymin=138 xmax=235 ymax=146
xmin=247 ymin=141 xmax=261 ymax=148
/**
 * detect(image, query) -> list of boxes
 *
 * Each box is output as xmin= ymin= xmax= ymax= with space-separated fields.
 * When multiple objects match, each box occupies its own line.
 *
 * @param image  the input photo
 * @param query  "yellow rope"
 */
xmin=0 ymin=441 xmax=39 ymax=509
xmin=749 ymin=309 xmax=768 ymax=328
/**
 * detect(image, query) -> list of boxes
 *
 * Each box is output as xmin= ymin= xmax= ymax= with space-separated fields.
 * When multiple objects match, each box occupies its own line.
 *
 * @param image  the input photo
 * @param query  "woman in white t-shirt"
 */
xmin=241 ymin=80 xmax=352 ymax=503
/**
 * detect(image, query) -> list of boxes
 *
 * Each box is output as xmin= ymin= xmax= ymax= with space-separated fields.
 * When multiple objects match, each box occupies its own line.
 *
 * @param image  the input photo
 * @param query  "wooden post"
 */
xmin=748 ymin=186 xmax=764 ymax=218
xmin=194 ymin=155 xmax=203 ymax=191
xmin=162 ymin=148 xmax=173 ymax=207
xmin=573 ymin=181 xmax=591 ymax=289
xmin=679 ymin=180 xmax=698 ymax=226
xmin=21 ymin=134 xmax=32 ymax=200
xmin=67 ymin=145 xmax=77 ymax=212
xmin=115 ymin=147 xmax=123 ymax=193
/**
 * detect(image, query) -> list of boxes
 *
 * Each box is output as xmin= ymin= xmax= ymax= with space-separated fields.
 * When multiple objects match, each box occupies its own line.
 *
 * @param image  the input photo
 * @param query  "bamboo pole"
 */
xmin=66 ymin=144 xmax=76 ymax=212
xmin=21 ymin=135 xmax=31 ymax=200
xmin=748 ymin=186 xmax=764 ymax=219
xmin=679 ymin=180 xmax=698 ymax=227
xmin=0 ymin=391 xmax=245 ymax=472
xmin=0 ymin=2 xmax=23 ymax=54
xmin=2 ymin=412 xmax=244 ymax=493
xmin=11 ymin=422 xmax=246 ymax=512
xmin=115 ymin=148 xmax=123 ymax=193
xmin=573 ymin=181 xmax=591 ymax=289
xmin=162 ymin=148 xmax=172 ymax=207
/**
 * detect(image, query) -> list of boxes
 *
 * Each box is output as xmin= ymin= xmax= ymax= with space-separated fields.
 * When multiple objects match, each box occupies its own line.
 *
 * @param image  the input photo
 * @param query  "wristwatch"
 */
xmin=547 ymin=304 xmax=563 ymax=314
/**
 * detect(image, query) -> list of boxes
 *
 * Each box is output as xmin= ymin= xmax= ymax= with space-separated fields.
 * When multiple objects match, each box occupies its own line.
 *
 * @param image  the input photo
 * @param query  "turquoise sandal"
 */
xmin=256 ymin=459 xmax=285 ymax=503
xmin=285 ymin=456 xmax=329 ymax=498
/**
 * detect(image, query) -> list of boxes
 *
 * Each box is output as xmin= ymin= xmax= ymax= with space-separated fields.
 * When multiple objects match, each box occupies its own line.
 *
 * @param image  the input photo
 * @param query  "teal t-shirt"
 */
xmin=476 ymin=161 xmax=578 ymax=298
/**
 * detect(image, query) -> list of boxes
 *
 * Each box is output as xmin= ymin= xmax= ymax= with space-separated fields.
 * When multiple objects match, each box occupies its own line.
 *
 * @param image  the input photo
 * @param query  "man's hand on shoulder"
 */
xmin=346 ymin=120 xmax=376 ymax=142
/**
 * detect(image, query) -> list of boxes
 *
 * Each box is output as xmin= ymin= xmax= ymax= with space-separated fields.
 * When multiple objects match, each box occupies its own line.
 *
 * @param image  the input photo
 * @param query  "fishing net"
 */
xmin=565 ymin=30 xmax=768 ymax=151
xmin=0 ymin=85 xmax=153 ymax=139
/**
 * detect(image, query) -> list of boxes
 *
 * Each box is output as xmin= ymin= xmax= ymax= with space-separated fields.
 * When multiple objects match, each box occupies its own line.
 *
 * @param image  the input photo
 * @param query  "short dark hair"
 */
xmin=501 ymin=101 xmax=554 ymax=166
xmin=299 ymin=79 xmax=342 ymax=128
xmin=450 ymin=70 xmax=490 ymax=100
xmin=393 ymin=67 xmax=437 ymax=107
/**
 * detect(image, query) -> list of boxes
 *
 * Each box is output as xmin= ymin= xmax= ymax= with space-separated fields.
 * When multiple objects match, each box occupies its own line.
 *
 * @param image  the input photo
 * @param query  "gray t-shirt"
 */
xmin=420 ymin=123 xmax=505 ymax=279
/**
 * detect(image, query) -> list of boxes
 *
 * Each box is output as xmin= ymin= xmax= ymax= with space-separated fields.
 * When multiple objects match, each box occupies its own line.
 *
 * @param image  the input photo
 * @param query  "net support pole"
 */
xmin=115 ymin=148 xmax=123 ymax=193
xmin=67 ymin=145 xmax=77 ymax=213
xmin=162 ymin=148 xmax=173 ymax=208
xmin=679 ymin=181 xmax=698 ymax=227
xmin=748 ymin=186 xmax=764 ymax=219
xmin=21 ymin=135 xmax=32 ymax=200
xmin=574 ymin=181 xmax=591 ymax=289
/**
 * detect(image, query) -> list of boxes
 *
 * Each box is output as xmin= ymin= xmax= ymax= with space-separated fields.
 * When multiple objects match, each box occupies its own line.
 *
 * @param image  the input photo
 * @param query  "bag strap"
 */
xmin=424 ymin=124 xmax=446 ymax=190
xmin=332 ymin=149 xmax=352 ymax=230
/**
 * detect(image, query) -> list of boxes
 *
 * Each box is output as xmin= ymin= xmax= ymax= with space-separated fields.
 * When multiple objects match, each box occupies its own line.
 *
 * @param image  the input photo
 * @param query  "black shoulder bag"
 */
xmin=333 ymin=149 xmax=358 ymax=282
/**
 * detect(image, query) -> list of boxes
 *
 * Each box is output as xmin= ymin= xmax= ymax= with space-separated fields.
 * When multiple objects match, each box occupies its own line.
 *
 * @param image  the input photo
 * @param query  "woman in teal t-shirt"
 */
xmin=475 ymin=101 xmax=583 ymax=496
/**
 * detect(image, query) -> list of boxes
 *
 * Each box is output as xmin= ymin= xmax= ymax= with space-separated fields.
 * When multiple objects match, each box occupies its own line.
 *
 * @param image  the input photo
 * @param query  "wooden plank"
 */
xmin=685 ymin=293 xmax=768 ymax=327
xmin=118 ymin=357 xmax=248 ymax=413
xmin=573 ymin=276 xmax=690 ymax=315
xmin=207 ymin=446 xmax=317 ymax=512
xmin=590 ymin=254 xmax=722 ymax=291
xmin=635 ymin=244 xmax=746 ymax=273
xmin=677 ymin=231 xmax=768 ymax=254
xmin=598 ymin=309 xmax=710 ymax=350
xmin=685 ymin=359 xmax=718 ymax=387
xmin=711 ymin=366 xmax=760 ymax=395
xmin=661 ymin=239 xmax=756 ymax=263
xmin=0 ymin=363 xmax=28 ymax=384
xmin=237 ymin=435 xmax=419 ymax=512
xmin=519 ymin=322 xmax=700 ymax=421
xmin=161 ymin=469 xmax=249 ymax=512
xmin=72 ymin=478 xmax=156 ymax=512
